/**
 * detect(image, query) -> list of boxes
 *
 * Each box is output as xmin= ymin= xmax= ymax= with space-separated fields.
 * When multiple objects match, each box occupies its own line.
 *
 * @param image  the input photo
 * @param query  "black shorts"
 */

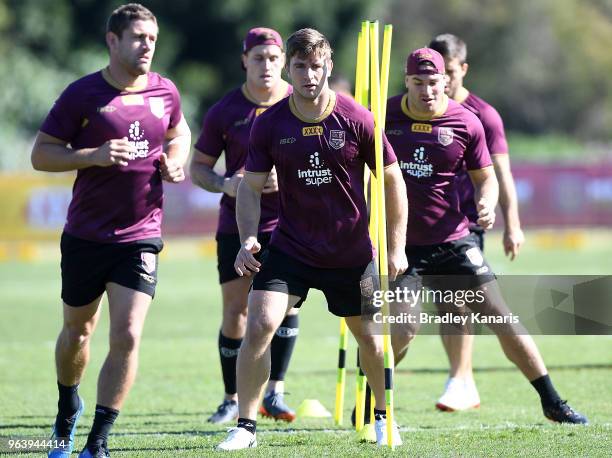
xmin=404 ymin=233 xmax=495 ymax=291
xmin=60 ymin=232 xmax=163 ymax=307
xmin=252 ymin=248 xmax=378 ymax=317
xmin=469 ymin=225 xmax=485 ymax=251
xmin=216 ymin=232 xmax=272 ymax=284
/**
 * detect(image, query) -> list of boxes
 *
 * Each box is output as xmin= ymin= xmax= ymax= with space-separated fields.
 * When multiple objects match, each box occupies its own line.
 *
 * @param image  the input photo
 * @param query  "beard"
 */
xmin=130 ymin=60 xmax=150 ymax=76
xmin=119 ymin=51 xmax=151 ymax=77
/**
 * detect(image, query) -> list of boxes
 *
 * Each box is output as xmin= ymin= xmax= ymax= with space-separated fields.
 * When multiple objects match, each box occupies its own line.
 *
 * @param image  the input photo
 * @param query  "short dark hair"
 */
xmin=429 ymin=34 xmax=467 ymax=63
xmin=286 ymin=28 xmax=332 ymax=61
xmin=106 ymin=3 xmax=156 ymax=38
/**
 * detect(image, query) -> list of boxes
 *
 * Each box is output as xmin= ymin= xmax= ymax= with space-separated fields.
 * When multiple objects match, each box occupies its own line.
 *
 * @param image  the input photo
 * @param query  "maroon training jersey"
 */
xmin=385 ymin=93 xmax=492 ymax=245
xmin=456 ymin=92 xmax=509 ymax=225
xmin=246 ymin=91 xmax=397 ymax=268
xmin=194 ymin=83 xmax=291 ymax=235
xmin=40 ymin=69 xmax=183 ymax=243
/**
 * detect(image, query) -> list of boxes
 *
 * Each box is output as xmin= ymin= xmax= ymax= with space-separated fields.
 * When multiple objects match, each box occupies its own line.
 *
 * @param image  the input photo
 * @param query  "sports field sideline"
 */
xmin=1 ymin=229 xmax=610 ymax=456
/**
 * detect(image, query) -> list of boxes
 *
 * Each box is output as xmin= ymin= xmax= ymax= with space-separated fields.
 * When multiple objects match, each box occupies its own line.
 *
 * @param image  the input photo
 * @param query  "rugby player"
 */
xmin=427 ymin=33 xmax=525 ymax=411
xmin=217 ymin=28 xmax=409 ymax=450
xmin=385 ymin=47 xmax=587 ymax=426
xmin=190 ymin=27 xmax=298 ymax=424
xmin=31 ymin=4 xmax=191 ymax=457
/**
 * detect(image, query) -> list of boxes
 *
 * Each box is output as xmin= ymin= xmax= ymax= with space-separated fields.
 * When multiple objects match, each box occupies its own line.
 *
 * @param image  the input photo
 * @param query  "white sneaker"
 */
xmin=435 ymin=377 xmax=480 ymax=412
xmin=217 ymin=427 xmax=257 ymax=451
xmin=374 ymin=418 xmax=402 ymax=447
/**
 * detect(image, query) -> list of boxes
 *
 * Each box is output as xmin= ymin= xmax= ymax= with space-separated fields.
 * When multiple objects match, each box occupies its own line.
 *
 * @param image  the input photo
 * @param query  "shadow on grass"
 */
xmin=110 ymin=427 xmax=350 ymax=437
xmin=0 ymin=423 xmax=49 ymax=429
xmin=111 ymin=445 xmax=205 ymax=452
xmin=303 ymin=363 xmax=612 ymax=376
xmin=2 ymin=411 xmax=203 ymax=421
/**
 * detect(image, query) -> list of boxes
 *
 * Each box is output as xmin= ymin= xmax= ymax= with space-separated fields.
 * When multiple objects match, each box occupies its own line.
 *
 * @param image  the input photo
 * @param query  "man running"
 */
xmin=385 ymin=47 xmax=587 ymax=426
xmin=32 ymin=4 xmax=190 ymax=457
xmin=428 ymin=33 xmax=525 ymax=411
xmin=190 ymin=27 xmax=298 ymax=424
xmin=217 ymin=28 xmax=408 ymax=450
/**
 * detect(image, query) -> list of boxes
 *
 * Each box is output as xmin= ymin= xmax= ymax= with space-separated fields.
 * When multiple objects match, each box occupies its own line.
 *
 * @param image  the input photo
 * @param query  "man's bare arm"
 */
xmin=31 ymin=132 xmax=136 ymax=172
xmin=190 ymin=149 xmax=244 ymax=196
xmin=492 ymin=154 xmax=524 ymax=259
xmin=468 ymin=166 xmax=499 ymax=230
xmin=234 ymin=171 xmax=269 ymax=276
xmin=160 ymin=115 xmax=191 ymax=183
xmin=383 ymin=163 xmax=409 ymax=280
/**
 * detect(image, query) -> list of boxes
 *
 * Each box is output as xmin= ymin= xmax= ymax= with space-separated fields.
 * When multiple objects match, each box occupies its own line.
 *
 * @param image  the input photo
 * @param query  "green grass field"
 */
xmin=1 ymin=230 xmax=611 ymax=456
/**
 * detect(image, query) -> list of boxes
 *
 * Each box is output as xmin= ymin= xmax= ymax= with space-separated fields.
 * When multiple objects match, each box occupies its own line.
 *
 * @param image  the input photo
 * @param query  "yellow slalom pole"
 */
xmin=370 ymin=24 xmax=393 ymax=436
xmin=354 ymin=20 xmax=370 ymax=434
xmin=368 ymin=176 xmax=379 ymax=263
xmin=355 ymin=30 xmax=364 ymax=105
xmin=368 ymin=23 xmax=380 ymax=252
xmin=335 ymin=27 xmax=366 ymax=427
xmin=355 ymin=351 xmax=367 ymax=432
xmin=370 ymin=20 xmax=395 ymax=449
xmin=357 ymin=29 xmax=370 ymax=208
xmin=368 ymin=24 xmax=379 ymax=280
xmin=334 ymin=317 xmax=349 ymax=425
xmin=360 ymin=21 xmax=370 ymax=107
xmin=380 ymin=25 xmax=394 ymax=448
xmin=380 ymin=25 xmax=393 ymax=125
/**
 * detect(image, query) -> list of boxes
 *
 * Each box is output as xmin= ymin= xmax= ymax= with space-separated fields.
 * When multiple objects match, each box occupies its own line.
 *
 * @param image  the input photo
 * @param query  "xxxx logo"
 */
xmin=302 ymin=126 xmax=323 ymax=136
xmin=412 ymin=123 xmax=432 ymax=133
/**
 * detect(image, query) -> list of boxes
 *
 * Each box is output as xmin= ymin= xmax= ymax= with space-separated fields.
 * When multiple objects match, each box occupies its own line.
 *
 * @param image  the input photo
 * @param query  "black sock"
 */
xmin=374 ymin=409 xmax=386 ymax=421
xmin=364 ymin=384 xmax=372 ymax=423
xmin=237 ymin=417 xmax=257 ymax=434
xmin=86 ymin=405 xmax=119 ymax=448
xmin=57 ymin=381 xmax=80 ymax=416
xmin=55 ymin=382 xmax=80 ymax=437
xmin=530 ymin=374 xmax=562 ymax=407
xmin=270 ymin=315 xmax=299 ymax=382
xmin=218 ymin=331 xmax=242 ymax=396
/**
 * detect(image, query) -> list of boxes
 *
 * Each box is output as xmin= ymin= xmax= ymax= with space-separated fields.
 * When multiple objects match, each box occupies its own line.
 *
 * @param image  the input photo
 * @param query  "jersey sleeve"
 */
xmin=166 ymin=79 xmax=183 ymax=129
xmin=465 ymin=115 xmax=493 ymax=170
xmin=359 ymin=110 xmax=397 ymax=170
xmin=480 ymin=104 xmax=508 ymax=155
xmin=39 ymin=82 xmax=83 ymax=143
xmin=194 ymin=102 xmax=226 ymax=159
xmin=245 ymin=115 xmax=273 ymax=173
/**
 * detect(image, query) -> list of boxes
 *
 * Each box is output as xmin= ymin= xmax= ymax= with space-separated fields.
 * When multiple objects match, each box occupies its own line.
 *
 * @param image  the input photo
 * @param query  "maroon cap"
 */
xmin=243 ymin=27 xmax=283 ymax=53
xmin=406 ymin=47 xmax=445 ymax=75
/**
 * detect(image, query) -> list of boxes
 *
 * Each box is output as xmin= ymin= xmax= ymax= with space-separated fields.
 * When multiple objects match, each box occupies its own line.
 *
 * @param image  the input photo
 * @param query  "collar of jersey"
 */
xmin=102 ymin=67 xmax=148 ymax=92
xmin=241 ymin=81 xmax=290 ymax=107
xmin=289 ymin=90 xmax=336 ymax=123
xmin=400 ymin=92 xmax=448 ymax=120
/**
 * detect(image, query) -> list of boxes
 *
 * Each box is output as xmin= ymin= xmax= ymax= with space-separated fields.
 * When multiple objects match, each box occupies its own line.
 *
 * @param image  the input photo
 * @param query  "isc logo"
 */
xmin=97 ymin=105 xmax=116 ymax=113
xmin=412 ymin=123 xmax=432 ymax=133
xmin=302 ymin=126 xmax=323 ymax=136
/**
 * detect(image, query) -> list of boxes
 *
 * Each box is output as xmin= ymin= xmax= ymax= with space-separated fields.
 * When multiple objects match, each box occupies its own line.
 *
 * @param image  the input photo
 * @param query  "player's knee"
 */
xmin=392 ymin=330 xmax=415 ymax=354
xmin=223 ymin=300 xmax=248 ymax=325
xmin=246 ymin=312 xmax=278 ymax=341
xmin=356 ymin=334 xmax=384 ymax=358
xmin=109 ymin=326 xmax=142 ymax=354
xmin=62 ymin=321 xmax=93 ymax=347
